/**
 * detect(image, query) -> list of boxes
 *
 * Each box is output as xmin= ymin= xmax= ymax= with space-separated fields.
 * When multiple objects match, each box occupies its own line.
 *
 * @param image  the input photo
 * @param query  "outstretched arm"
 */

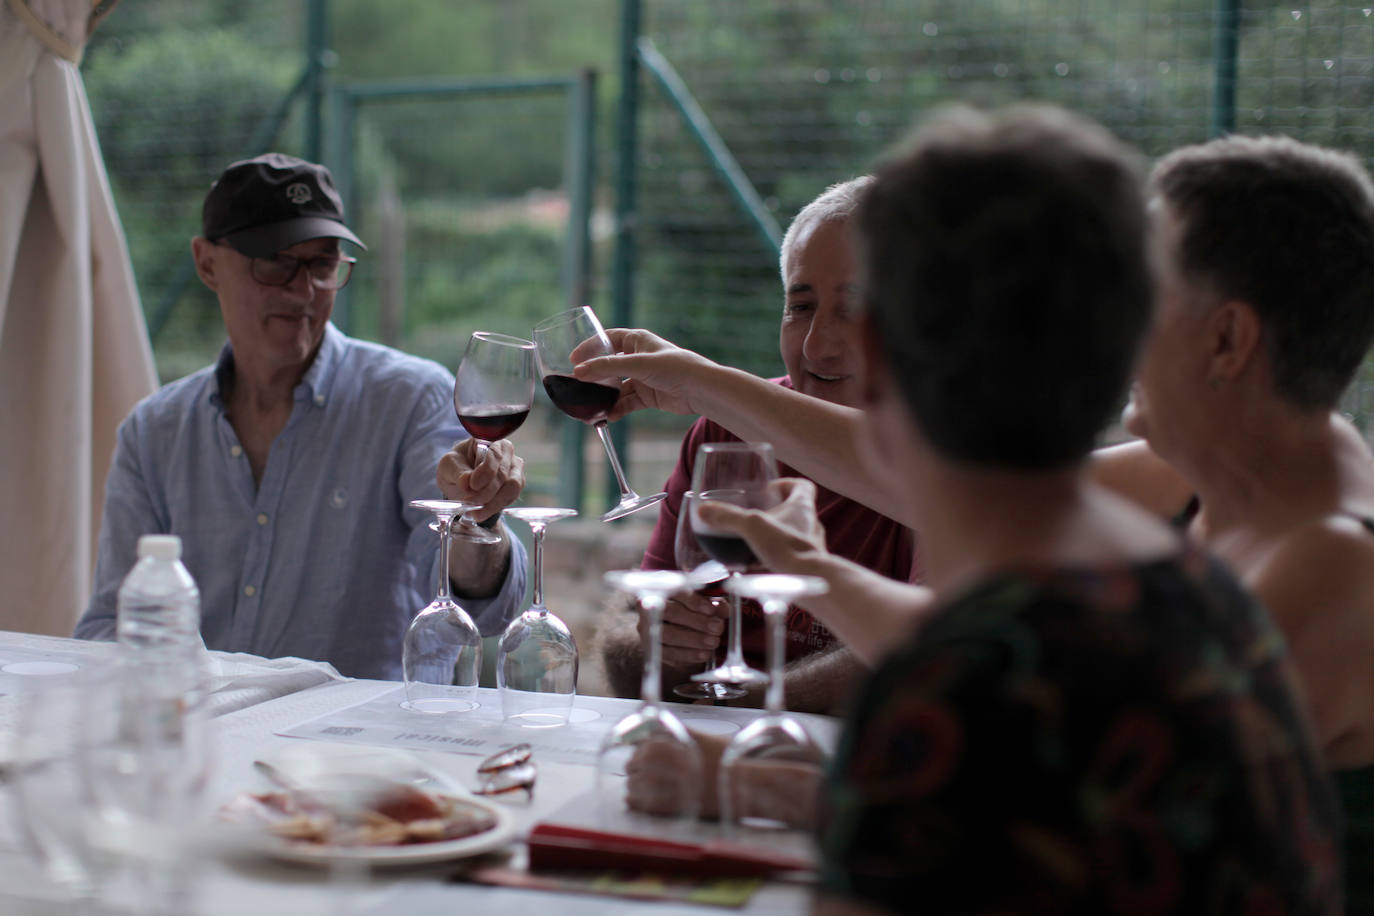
xmin=1089 ymin=439 xmax=1193 ymax=521
xmin=694 ymin=478 xmax=936 ymax=665
xmin=575 ymin=328 xmax=899 ymax=522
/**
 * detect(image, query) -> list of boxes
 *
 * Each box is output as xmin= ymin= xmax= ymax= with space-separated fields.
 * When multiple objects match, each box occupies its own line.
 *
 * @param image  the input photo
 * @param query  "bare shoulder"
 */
xmin=1250 ymin=515 xmax=1374 ymax=631
xmin=1250 ymin=515 xmax=1374 ymax=761
xmin=1089 ymin=440 xmax=1193 ymax=519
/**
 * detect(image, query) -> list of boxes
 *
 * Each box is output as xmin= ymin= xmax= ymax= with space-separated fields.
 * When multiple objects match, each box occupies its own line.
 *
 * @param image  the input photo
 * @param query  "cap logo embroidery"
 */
xmin=286 ymin=182 xmax=313 ymax=205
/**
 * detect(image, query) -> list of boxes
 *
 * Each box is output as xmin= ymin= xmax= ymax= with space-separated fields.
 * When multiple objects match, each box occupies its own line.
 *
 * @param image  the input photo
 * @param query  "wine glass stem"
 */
xmin=435 ymin=514 xmax=454 ymax=601
xmin=529 ymin=522 xmax=546 ymax=608
xmin=724 ymin=574 xmax=746 ymax=665
xmin=763 ymin=597 xmax=786 ymax=715
xmin=593 ymin=421 xmax=636 ymax=500
xmin=640 ymin=595 xmax=665 ymax=706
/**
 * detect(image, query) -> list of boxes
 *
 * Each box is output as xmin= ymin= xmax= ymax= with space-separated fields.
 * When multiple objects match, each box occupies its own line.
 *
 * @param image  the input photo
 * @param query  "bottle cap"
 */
xmin=136 ymin=534 xmax=182 ymax=561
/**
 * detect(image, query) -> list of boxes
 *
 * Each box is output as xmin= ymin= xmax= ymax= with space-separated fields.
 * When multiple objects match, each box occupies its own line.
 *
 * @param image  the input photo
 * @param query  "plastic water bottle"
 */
xmin=117 ymin=534 xmax=206 ymax=689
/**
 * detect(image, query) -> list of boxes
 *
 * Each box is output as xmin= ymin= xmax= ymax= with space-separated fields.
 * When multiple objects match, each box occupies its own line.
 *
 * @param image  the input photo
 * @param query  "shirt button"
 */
xmin=314 ymin=394 xmax=325 ymax=406
xmin=243 ymin=585 xmax=257 ymax=597
xmin=257 ymin=513 xmax=268 ymax=526
xmin=231 ymin=445 xmax=243 ymax=457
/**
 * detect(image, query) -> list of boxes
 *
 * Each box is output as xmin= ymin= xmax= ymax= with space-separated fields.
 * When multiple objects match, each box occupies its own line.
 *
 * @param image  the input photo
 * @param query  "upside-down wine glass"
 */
xmin=687 ymin=442 xmax=775 ymax=689
xmin=452 ymin=332 xmax=536 ymax=545
xmin=498 ymin=507 xmax=580 ymax=727
xmin=532 ymin=306 xmax=666 ymax=521
xmin=672 ymin=491 xmax=747 ymax=702
xmin=718 ymin=574 xmax=830 ymax=833
xmin=596 ymin=570 xmax=702 ymax=829
xmin=402 ymin=499 xmax=484 ymax=714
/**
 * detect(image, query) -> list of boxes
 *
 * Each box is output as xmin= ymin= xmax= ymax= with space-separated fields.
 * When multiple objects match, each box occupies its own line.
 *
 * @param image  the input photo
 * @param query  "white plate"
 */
xmin=245 ymin=794 xmax=516 ymax=868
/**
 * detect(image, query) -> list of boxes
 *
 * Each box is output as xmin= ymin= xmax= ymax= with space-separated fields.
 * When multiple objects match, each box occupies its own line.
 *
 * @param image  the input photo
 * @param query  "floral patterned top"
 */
xmin=819 ymin=545 xmax=1342 ymax=914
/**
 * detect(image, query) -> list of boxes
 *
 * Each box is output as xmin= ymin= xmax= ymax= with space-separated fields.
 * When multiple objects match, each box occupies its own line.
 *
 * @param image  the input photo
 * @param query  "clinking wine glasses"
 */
xmin=452 ymin=332 xmax=536 ymax=546
xmin=402 ymin=499 xmax=484 ymax=714
xmin=532 ymin=307 xmax=666 ymax=522
xmin=497 ymin=508 xmax=580 ymax=727
xmin=597 ymin=570 xmax=702 ymax=829
xmin=718 ymin=573 xmax=830 ymax=834
xmin=687 ymin=442 xmax=777 ymax=689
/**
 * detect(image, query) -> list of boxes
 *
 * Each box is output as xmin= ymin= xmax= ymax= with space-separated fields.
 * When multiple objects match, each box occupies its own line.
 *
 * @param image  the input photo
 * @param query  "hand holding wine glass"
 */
xmin=686 ymin=442 xmax=778 ymax=688
xmin=448 ymin=332 xmax=535 ymax=544
xmin=533 ymin=307 xmax=666 ymax=521
xmin=669 ymin=492 xmax=745 ymax=702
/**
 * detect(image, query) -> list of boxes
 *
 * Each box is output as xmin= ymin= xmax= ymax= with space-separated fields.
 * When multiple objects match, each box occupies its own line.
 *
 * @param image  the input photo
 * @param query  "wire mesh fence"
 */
xmin=82 ymin=0 xmax=1374 ymax=433
xmin=631 ymin=0 xmax=1374 ymax=428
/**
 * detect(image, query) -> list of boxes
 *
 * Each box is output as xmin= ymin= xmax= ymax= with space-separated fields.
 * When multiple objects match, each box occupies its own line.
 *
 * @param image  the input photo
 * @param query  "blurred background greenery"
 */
xmin=83 ymin=0 xmax=1374 ymax=475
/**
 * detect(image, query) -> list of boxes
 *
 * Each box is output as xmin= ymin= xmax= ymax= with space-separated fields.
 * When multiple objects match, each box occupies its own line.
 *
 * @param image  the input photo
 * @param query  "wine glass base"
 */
xmin=601 ymin=490 xmax=667 ymax=522
xmin=672 ymin=681 xmax=748 ymax=701
xmin=449 ymin=518 xmax=502 ymax=545
xmin=505 ymin=710 xmax=572 ymax=728
xmin=693 ymin=663 xmax=769 ymax=687
xmin=402 ymin=697 xmax=478 ymax=715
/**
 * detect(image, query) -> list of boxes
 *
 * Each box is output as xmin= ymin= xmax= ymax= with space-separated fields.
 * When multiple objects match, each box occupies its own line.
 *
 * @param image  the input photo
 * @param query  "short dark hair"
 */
xmin=856 ymin=105 xmax=1152 ymax=469
xmin=1151 ymin=136 xmax=1374 ymax=410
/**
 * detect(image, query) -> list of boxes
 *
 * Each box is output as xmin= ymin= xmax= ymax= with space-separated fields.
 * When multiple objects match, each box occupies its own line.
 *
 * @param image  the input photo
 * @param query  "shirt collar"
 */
xmin=206 ymin=323 xmax=344 ymax=410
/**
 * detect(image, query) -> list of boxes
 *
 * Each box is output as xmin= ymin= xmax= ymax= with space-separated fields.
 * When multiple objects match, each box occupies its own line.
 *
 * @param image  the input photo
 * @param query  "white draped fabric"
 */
xmin=0 ymin=0 xmax=156 ymax=636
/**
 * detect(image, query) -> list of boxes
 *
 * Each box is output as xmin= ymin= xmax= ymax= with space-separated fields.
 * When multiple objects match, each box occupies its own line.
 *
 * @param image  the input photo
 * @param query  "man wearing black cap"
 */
xmin=75 ymin=154 xmax=527 ymax=679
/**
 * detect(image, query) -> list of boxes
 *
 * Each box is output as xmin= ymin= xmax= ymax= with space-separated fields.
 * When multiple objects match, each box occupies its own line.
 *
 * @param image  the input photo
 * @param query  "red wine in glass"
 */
xmin=458 ymin=406 xmax=530 ymax=442
xmin=452 ymin=332 xmax=536 ymax=544
xmin=694 ymin=531 xmax=759 ymax=569
xmin=532 ymin=307 xmax=666 ymax=522
xmin=541 ymin=375 xmax=620 ymax=424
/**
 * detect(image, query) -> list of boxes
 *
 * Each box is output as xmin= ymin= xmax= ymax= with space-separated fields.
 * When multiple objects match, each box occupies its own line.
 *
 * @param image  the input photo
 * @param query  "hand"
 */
xmin=437 ymin=438 xmax=525 ymax=524
xmin=626 ymin=731 xmax=727 ymax=819
xmin=572 ymin=328 xmax=720 ymax=422
xmin=693 ymin=478 xmax=829 ymax=576
xmin=644 ymin=592 xmax=728 ymax=671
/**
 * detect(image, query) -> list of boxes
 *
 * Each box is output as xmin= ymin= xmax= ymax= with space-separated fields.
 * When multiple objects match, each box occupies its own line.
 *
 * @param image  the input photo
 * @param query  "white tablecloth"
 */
xmin=0 ymin=634 xmax=830 ymax=915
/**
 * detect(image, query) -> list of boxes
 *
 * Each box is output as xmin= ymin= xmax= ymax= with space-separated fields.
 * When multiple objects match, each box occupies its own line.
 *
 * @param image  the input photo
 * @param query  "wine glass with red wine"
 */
xmin=671 ymin=491 xmax=747 ymax=701
xmin=532 ymin=307 xmax=666 ymax=522
xmin=452 ymin=332 xmax=536 ymax=545
xmin=687 ymin=442 xmax=776 ymax=689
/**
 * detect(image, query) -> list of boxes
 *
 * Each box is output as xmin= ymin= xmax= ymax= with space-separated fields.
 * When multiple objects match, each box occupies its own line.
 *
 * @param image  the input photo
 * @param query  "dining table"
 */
xmin=0 ymin=630 xmax=839 ymax=915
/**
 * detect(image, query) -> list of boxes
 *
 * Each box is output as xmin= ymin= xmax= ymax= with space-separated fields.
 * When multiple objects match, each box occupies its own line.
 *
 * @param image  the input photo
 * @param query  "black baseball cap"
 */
xmin=201 ymin=153 xmax=366 ymax=257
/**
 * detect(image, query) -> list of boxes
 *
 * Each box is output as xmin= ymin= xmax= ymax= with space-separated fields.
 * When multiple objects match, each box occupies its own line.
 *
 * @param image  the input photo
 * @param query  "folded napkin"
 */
xmin=202 ymin=652 xmax=346 ymax=718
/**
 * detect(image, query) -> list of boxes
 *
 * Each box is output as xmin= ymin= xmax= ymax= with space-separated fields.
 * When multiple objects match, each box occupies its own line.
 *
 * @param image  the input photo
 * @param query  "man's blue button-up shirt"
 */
xmin=75 ymin=324 xmax=526 ymax=679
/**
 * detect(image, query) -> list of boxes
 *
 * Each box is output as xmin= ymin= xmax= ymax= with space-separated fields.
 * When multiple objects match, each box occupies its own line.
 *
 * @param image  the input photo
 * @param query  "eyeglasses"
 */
xmin=473 ymin=743 xmax=535 ymax=799
xmin=249 ymin=252 xmax=356 ymax=290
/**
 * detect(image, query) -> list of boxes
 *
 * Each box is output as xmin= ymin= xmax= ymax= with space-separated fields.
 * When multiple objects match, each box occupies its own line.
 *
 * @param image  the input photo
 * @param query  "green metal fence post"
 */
xmin=304 ymin=0 xmax=331 ymax=163
xmin=557 ymin=69 xmax=599 ymax=512
xmin=330 ymin=87 xmax=357 ymax=334
xmin=606 ymin=0 xmax=642 ymax=518
xmin=1210 ymin=0 xmax=1240 ymax=138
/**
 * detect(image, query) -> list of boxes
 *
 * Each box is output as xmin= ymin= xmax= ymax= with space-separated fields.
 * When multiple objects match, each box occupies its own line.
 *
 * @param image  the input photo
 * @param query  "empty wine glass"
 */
xmin=402 ymin=498 xmax=484 ymax=714
xmin=452 ymin=332 xmax=536 ymax=545
xmin=498 ymin=507 xmax=580 ymax=727
xmin=533 ymin=306 xmax=666 ymax=521
xmin=81 ymin=656 xmax=213 ymax=913
xmin=597 ymin=570 xmax=702 ymax=828
xmin=718 ymin=574 xmax=829 ymax=834
xmin=10 ymin=670 xmax=105 ymax=902
xmin=688 ymin=442 xmax=777 ymax=689
xmin=672 ymin=491 xmax=746 ymax=702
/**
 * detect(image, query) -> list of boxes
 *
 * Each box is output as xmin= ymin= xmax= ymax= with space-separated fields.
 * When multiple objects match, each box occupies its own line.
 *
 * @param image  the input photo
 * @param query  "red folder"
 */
xmin=526 ymin=821 xmax=815 ymax=878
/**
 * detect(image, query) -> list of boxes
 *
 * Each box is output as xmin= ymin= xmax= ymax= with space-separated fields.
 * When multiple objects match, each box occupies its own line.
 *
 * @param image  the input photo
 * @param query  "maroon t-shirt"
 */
xmin=641 ymin=378 xmax=918 ymax=668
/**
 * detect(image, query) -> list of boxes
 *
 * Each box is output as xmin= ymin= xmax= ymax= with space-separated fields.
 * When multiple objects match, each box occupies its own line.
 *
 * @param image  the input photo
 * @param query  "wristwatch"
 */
xmin=476 ymin=512 xmax=503 ymax=530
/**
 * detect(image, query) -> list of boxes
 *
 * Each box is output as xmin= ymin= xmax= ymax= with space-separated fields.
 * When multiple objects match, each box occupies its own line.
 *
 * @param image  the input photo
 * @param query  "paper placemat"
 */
xmin=276 ymin=686 xmax=839 ymax=768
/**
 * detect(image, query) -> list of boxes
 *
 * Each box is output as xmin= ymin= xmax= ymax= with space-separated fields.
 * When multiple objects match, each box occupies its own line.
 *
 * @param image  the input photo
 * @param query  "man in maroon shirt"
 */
xmin=596 ymin=177 xmax=916 ymax=714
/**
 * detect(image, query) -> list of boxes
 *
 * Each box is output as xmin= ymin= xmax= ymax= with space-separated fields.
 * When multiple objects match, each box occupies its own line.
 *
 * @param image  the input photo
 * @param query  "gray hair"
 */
xmin=778 ymin=175 xmax=874 ymax=282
